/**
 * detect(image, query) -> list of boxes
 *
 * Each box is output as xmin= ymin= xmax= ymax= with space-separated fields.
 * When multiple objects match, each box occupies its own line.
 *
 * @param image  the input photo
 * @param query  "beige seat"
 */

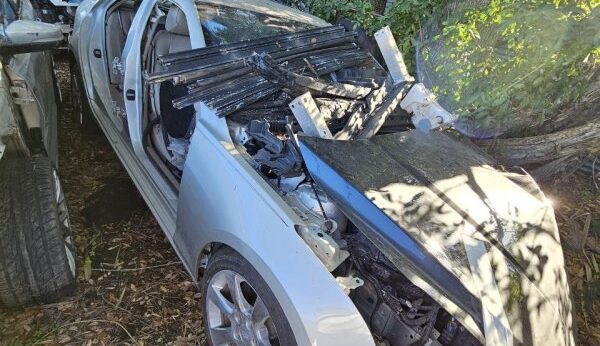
xmin=150 ymin=5 xmax=194 ymax=146
xmin=152 ymin=5 xmax=191 ymax=58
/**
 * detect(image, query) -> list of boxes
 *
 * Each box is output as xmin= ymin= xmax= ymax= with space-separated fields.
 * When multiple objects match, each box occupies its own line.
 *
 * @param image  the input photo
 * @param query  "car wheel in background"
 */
xmin=69 ymin=61 xmax=97 ymax=133
xmin=202 ymin=247 xmax=297 ymax=346
xmin=0 ymin=157 xmax=76 ymax=307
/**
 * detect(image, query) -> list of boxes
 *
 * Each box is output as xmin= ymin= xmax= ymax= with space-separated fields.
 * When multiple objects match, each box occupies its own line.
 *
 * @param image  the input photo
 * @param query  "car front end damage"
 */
xmin=142 ymin=8 xmax=575 ymax=344
xmin=300 ymin=131 xmax=574 ymax=345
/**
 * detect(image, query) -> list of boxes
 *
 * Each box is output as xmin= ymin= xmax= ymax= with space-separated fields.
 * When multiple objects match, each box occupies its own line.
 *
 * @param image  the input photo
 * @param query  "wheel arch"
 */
xmin=184 ymin=224 xmax=377 ymax=346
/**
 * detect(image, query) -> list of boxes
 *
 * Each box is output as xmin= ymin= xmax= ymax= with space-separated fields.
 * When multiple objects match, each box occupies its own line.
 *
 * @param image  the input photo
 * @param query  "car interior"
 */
xmin=139 ymin=3 xmax=194 ymax=184
xmin=146 ymin=5 xmax=194 ymax=177
xmin=103 ymin=0 xmax=192 ymax=186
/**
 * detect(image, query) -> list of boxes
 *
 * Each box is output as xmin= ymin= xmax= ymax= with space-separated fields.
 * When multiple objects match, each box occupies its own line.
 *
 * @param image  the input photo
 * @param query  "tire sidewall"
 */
xmin=40 ymin=159 xmax=77 ymax=292
xmin=0 ymin=157 xmax=76 ymax=307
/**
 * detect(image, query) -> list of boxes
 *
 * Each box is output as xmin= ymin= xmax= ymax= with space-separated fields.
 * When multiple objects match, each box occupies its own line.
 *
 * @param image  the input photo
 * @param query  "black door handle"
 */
xmin=126 ymin=89 xmax=135 ymax=101
xmin=93 ymin=49 xmax=102 ymax=58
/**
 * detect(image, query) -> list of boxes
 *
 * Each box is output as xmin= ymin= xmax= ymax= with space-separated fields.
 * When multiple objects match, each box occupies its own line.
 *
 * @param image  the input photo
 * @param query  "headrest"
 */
xmin=166 ymin=6 xmax=189 ymax=36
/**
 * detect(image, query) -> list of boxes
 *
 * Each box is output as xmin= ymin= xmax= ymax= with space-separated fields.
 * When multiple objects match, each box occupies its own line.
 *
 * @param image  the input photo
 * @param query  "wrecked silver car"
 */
xmin=69 ymin=0 xmax=575 ymax=344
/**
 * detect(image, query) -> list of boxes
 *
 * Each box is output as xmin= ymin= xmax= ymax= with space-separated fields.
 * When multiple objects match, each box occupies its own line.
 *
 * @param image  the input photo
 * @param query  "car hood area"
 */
xmin=299 ymin=131 xmax=575 ymax=345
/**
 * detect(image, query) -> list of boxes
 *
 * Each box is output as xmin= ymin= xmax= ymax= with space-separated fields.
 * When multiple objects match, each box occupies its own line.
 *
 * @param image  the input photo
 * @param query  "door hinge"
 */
xmin=112 ymin=102 xmax=126 ymax=119
xmin=112 ymin=57 xmax=123 ymax=76
xmin=10 ymin=81 xmax=35 ymax=104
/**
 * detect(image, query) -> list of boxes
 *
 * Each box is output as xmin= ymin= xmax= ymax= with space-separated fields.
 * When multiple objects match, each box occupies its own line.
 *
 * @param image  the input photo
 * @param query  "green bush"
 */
xmin=421 ymin=0 xmax=599 ymax=136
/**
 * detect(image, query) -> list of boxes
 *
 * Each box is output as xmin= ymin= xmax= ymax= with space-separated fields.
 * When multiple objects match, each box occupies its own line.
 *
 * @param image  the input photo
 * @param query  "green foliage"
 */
xmin=382 ymin=0 xmax=447 ymax=69
xmin=422 ymin=0 xmax=599 ymax=136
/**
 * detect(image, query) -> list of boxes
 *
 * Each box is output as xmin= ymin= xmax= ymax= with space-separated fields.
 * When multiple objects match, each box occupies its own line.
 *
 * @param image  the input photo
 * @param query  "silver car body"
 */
xmin=0 ymin=0 xmax=58 ymax=164
xmin=70 ymin=0 xmax=375 ymax=344
xmin=69 ymin=0 xmax=575 ymax=344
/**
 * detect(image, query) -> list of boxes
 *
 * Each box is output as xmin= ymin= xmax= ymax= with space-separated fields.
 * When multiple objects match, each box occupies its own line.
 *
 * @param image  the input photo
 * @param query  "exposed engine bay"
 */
xmin=273 ymin=177 xmax=480 ymax=346
xmin=144 ymin=16 xmax=479 ymax=344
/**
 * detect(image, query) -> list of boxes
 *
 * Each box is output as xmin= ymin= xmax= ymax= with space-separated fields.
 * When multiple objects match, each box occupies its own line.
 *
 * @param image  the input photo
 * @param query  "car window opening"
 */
xmin=137 ymin=2 xmax=191 ymax=184
xmin=139 ymin=2 xmax=322 ymax=184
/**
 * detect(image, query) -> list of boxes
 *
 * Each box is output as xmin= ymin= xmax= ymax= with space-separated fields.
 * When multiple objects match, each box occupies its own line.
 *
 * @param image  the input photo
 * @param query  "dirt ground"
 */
xmin=0 ymin=57 xmax=598 ymax=345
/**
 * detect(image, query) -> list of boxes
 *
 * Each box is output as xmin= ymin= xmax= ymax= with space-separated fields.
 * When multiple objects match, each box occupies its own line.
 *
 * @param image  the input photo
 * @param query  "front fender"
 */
xmin=174 ymin=107 xmax=374 ymax=346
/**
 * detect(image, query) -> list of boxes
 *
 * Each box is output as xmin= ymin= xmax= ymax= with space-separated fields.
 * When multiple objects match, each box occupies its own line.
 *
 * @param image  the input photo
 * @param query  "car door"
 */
xmin=122 ymin=0 xmax=204 ymax=160
xmin=75 ymin=0 xmax=125 ymax=133
xmin=2 ymin=0 xmax=58 ymax=163
xmin=118 ymin=0 xmax=205 ymax=237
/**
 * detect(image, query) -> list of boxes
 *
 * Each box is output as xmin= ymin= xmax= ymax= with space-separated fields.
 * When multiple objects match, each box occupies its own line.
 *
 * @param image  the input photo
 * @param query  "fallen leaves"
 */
xmin=544 ymin=175 xmax=600 ymax=346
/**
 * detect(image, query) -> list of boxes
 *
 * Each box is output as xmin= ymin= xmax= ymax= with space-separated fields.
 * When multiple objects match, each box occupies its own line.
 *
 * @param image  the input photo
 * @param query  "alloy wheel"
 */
xmin=53 ymin=169 xmax=76 ymax=277
xmin=206 ymin=269 xmax=278 ymax=346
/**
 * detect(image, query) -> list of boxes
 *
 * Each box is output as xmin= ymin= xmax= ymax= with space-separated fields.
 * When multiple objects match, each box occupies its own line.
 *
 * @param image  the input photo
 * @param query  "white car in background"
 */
xmin=0 ymin=0 xmax=76 ymax=307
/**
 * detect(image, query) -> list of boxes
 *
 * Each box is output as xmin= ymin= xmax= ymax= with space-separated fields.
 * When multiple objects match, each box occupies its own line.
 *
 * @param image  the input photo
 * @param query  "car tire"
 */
xmin=70 ymin=61 xmax=97 ymax=133
xmin=202 ymin=247 xmax=297 ymax=346
xmin=0 ymin=157 xmax=76 ymax=307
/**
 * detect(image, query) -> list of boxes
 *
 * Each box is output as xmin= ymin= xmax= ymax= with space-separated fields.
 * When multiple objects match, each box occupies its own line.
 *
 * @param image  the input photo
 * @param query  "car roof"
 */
xmin=199 ymin=0 xmax=330 ymax=27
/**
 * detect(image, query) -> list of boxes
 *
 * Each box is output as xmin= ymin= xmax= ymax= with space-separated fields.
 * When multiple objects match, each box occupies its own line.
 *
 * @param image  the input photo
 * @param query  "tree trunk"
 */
xmin=478 ymin=118 xmax=600 ymax=166
xmin=371 ymin=0 xmax=388 ymax=15
xmin=528 ymin=155 xmax=587 ymax=181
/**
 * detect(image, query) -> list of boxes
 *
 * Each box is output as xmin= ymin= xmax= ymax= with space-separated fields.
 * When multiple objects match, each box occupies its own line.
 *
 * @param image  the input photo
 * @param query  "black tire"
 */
xmin=70 ymin=60 xmax=97 ymax=133
xmin=0 ymin=157 xmax=76 ymax=307
xmin=202 ymin=247 xmax=297 ymax=346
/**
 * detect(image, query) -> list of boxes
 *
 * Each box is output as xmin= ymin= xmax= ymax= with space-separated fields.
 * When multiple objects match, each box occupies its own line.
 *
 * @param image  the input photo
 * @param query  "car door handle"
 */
xmin=126 ymin=89 xmax=135 ymax=101
xmin=93 ymin=49 xmax=102 ymax=58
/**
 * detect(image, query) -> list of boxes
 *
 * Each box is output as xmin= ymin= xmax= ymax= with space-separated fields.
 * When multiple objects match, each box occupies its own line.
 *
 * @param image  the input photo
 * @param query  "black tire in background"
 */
xmin=69 ymin=60 xmax=97 ymax=133
xmin=202 ymin=247 xmax=298 ymax=346
xmin=0 ymin=157 xmax=76 ymax=307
